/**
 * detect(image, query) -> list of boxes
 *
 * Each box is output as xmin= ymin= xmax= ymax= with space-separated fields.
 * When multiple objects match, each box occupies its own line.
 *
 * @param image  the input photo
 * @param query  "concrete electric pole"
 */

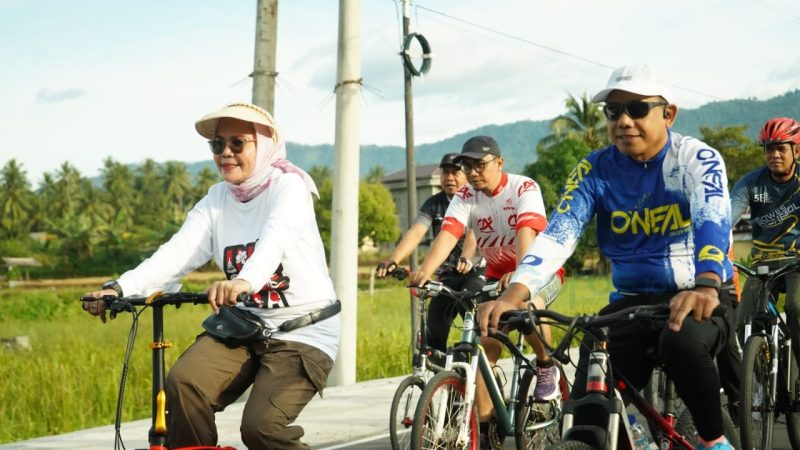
xmin=252 ymin=0 xmax=278 ymax=113
xmin=328 ymin=0 xmax=361 ymax=387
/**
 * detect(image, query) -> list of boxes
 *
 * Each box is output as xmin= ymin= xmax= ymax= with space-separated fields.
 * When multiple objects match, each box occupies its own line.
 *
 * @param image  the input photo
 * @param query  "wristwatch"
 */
xmin=694 ymin=277 xmax=721 ymax=294
xmin=102 ymin=279 xmax=123 ymax=297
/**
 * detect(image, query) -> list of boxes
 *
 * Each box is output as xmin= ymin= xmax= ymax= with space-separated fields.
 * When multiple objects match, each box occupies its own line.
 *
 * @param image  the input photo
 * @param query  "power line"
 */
xmin=749 ymin=0 xmax=800 ymax=20
xmin=405 ymin=2 xmax=725 ymax=101
xmin=413 ymin=4 xmax=615 ymax=70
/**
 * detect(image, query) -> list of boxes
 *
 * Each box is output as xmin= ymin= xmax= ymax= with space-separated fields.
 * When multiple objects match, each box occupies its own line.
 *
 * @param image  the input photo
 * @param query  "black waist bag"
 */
xmin=203 ymin=306 xmax=271 ymax=345
xmin=202 ymin=301 xmax=341 ymax=345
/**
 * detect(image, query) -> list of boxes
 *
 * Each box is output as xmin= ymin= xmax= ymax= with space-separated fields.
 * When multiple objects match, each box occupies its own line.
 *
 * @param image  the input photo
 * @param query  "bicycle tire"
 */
xmin=781 ymin=344 xmax=800 ymax=450
xmin=391 ymin=376 xmax=426 ymax=450
xmin=740 ymin=335 xmax=775 ymax=450
xmin=514 ymin=366 xmax=568 ymax=449
xmin=410 ymin=370 xmax=479 ymax=450
xmin=544 ymin=439 xmax=597 ymax=450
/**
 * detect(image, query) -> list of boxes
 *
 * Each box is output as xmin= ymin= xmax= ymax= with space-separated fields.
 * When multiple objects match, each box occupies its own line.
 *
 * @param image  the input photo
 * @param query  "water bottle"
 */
xmin=628 ymin=414 xmax=650 ymax=450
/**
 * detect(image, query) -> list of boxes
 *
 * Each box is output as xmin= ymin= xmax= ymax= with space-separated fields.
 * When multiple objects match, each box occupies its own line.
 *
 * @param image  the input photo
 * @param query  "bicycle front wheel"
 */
xmin=781 ymin=343 xmax=800 ymax=450
xmin=391 ymin=375 xmax=426 ymax=450
xmin=741 ymin=335 xmax=775 ymax=450
xmin=410 ymin=370 xmax=479 ymax=450
xmin=515 ymin=366 xmax=568 ymax=449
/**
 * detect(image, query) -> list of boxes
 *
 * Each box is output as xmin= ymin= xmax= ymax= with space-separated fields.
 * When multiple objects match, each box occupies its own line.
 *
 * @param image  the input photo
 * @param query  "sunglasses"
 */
xmin=602 ymin=101 xmax=668 ymax=121
xmin=208 ymin=136 xmax=256 ymax=155
xmin=459 ymin=157 xmax=498 ymax=173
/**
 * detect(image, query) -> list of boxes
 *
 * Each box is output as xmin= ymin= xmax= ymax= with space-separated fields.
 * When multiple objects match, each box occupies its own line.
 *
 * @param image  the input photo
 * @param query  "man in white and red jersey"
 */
xmin=409 ymin=135 xmax=564 ymax=448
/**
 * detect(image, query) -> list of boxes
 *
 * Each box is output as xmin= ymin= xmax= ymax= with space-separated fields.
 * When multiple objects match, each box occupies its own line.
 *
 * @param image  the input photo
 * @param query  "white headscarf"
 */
xmin=224 ymin=123 xmax=319 ymax=203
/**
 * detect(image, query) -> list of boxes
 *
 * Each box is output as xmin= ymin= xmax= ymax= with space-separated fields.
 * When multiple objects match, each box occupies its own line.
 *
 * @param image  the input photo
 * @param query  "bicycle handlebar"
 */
xmin=80 ymin=292 xmax=257 ymax=315
xmin=497 ymin=303 xmax=728 ymax=364
xmin=412 ymin=280 xmax=501 ymax=304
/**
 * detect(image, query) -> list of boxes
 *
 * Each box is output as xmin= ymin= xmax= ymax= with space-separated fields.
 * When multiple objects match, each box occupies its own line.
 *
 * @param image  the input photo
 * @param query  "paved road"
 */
xmin=2 ymin=353 xmax=794 ymax=450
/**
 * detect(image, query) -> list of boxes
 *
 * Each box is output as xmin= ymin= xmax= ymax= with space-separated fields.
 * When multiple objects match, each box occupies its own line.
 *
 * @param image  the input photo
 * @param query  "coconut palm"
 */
xmin=540 ymin=93 xmax=608 ymax=150
xmin=0 ymin=159 xmax=33 ymax=238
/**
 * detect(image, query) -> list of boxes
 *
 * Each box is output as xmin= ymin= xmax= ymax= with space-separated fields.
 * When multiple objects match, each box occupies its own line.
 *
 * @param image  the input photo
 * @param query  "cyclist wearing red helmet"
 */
xmin=731 ymin=117 xmax=800 ymax=360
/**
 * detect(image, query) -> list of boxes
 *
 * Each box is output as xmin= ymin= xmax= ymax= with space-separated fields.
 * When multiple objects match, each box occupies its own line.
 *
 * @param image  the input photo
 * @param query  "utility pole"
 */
xmin=328 ymin=0 xmax=361 ymax=387
xmin=402 ymin=0 xmax=418 ymax=270
xmin=252 ymin=0 xmax=278 ymax=113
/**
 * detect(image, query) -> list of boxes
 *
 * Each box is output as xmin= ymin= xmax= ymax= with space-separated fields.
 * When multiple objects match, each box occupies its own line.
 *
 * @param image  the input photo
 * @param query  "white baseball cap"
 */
xmin=592 ymin=64 xmax=673 ymax=104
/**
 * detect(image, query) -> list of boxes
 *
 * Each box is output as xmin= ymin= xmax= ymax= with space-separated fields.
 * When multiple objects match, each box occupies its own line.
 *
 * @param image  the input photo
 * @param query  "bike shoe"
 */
xmin=696 ymin=436 xmax=733 ymax=450
xmin=534 ymin=364 xmax=561 ymax=401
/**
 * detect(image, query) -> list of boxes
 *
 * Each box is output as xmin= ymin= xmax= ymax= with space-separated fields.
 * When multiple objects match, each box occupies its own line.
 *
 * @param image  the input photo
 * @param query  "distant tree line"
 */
xmin=0 ymin=93 xmax=766 ymax=279
xmin=0 ymin=158 xmax=398 ymax=279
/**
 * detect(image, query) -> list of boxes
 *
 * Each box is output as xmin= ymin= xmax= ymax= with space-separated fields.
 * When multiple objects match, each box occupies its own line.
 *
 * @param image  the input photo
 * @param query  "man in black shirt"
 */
xmin=376 ymin=153 xmax=484 ymax=352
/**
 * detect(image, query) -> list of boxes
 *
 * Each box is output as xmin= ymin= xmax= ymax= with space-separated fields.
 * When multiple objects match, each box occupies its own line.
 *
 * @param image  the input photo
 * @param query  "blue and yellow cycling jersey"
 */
xmin=730 ymin=166 xmax=800 ymax=260
xmin=512 ymin=131 xmax=733 ymax=302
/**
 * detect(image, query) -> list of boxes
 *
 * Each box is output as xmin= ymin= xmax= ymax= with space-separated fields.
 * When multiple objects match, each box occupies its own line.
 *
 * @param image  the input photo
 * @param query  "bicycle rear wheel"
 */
xmin=741 ymin=335 xmax=775 ymax=450
xmin=391 ymin=375 xmax=426 ymax=450
xmin=411 ymin=370 xmax=479 ymax=450
xmin=514 ymin=366 xmax=568 ymax=449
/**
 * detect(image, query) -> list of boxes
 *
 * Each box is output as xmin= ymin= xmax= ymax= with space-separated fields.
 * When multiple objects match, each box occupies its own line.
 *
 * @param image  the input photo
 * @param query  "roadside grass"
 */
xmin=0 ymin=274 xmax=611 ymax=444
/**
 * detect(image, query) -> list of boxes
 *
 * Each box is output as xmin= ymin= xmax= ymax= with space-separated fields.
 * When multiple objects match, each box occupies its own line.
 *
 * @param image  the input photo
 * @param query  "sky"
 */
xmin=2 ymin=0 xmax=800 ymax=185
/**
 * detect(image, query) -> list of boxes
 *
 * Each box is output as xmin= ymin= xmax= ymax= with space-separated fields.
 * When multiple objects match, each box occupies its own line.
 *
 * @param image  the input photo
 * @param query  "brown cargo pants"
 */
xmin=165 ymin=334 xmax=333 ymax=450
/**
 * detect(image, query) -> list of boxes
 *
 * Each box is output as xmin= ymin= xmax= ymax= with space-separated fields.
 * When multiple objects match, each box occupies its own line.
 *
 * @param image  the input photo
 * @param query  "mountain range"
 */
xmin=186 ymin=89 xmax=800 ymax=178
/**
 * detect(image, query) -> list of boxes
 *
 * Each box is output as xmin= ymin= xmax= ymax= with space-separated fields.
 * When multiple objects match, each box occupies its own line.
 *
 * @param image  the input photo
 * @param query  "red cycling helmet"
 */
xmin=759 ymin=117 xmax=800 ymax=146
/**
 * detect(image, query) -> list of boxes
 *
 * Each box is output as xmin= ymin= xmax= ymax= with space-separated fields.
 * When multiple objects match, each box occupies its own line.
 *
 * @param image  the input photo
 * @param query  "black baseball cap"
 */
xmin=457 ymin=135 xmax=502 ymax=161
xmin=439 ymin=153 xmax=461 ymax=169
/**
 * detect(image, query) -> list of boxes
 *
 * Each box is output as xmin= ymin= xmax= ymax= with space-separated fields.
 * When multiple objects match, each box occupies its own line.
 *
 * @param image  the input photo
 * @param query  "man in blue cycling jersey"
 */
xmin=479 ymin=64 xmax=737 ymax=450
xmin=731 ymin=117 xmax=800 ymax=363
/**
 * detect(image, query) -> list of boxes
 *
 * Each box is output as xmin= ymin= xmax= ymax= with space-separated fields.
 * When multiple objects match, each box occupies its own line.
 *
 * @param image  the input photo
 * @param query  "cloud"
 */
xmin=36 ymin=88 xmax=87 ymax=104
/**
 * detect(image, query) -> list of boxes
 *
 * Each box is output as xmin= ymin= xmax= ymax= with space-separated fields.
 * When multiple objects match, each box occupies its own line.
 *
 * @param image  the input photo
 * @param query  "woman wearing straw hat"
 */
xmin=81 ymin=102 xmax=340 ymax=449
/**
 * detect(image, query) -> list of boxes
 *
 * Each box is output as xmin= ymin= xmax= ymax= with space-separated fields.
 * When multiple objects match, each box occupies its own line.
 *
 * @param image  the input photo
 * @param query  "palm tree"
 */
xmin=162 ymin=162 xmax=193 ymax=224
xmin=100 ymin=157 xmax=136 ymax=226
xmin=192 ymin=166 xmax=220 ymax=203
xmin=0 ymin=159 xmax=33 ymax=238
xmin=53 ymin=162 xmax=83 ymax=218
xmin=541 ymin=93 xmax=608 ymax=150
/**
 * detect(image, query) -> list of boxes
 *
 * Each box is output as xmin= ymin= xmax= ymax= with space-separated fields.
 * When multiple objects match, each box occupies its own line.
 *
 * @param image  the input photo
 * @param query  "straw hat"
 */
xmin=194 ymin=102 xmax=279 ymax=141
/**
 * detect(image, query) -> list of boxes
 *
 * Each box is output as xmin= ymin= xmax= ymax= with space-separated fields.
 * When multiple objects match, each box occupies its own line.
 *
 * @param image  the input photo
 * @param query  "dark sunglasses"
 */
xmin=208 ymin=136 xmax=256 ymax=155
xmin=602 ymin=101 xmax=669 ymax=121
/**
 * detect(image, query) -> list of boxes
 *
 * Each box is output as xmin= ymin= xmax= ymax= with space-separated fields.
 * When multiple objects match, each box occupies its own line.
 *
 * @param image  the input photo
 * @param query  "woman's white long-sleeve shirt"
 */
xmin=117 ymin=169 xmax=339 ymax=359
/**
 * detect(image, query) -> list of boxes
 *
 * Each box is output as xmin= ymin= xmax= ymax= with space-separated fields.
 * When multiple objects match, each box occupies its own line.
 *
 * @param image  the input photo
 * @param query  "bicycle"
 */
xmin=388 ymin=267 xmax=450 ymax=450
xmin=409 ymin=281 xmax=569 ymax=450
xmin=80 ymin=290 xmax=239 ymax=450
xmin=510 ymin=303 xmax=732 ymax=450
xmin=734 ymin=255 xmax=800 ymax=450
xmin=644 ymin=364 xmax=738 ymax=447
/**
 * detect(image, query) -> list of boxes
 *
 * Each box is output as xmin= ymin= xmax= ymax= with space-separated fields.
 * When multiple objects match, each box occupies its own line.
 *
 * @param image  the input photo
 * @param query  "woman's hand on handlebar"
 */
xmin=207 ymin=279 xmax=252 ymax=314
xmin=667 ymin=288 xmax=720 ymax=332
xmin=80 ymin=289 xmax=118 ymax=323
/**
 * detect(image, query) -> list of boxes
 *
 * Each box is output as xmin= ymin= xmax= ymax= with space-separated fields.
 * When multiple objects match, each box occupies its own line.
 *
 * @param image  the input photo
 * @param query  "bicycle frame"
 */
xmin=436 ymin=302 xmax=555 ymax=445
xmin=410 ymin=287 xmax=447 ymax=379
xmin=87 ymin=292 xmax=210 ymax=450
xmin=736 ymin=258 xmax=800 ymax=449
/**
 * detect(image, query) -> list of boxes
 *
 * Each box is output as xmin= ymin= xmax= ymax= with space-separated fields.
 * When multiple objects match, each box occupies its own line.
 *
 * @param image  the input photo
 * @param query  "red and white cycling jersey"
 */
xmin=441 ymin=173 xmax=548 ymax=279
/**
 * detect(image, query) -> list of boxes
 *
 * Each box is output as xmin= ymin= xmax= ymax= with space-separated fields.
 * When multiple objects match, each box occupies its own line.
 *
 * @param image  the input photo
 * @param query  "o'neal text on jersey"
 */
xmin=557 ymin=159 xmax=593 ymax=214
xmin=698 ymin=149 xmax=725 ymax=202
xmin=610 ymin=203 xmax=691 ymax=236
